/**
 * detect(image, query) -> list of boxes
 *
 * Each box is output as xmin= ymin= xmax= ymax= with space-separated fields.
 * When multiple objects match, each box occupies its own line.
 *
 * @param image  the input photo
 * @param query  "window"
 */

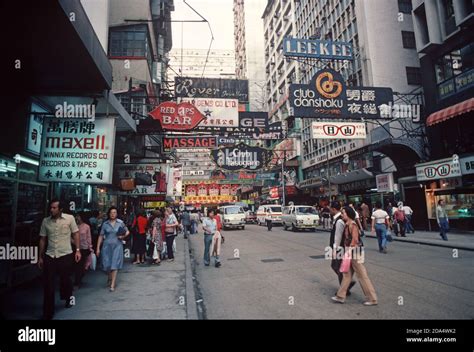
xmin=109 ymin=25 xmax=148 ymax=57
xmin=406 ymin=67 xmax=422 ymax=85
xmin=398 ymin=0 xmax=412 ymax=14
xmin=442 ymin=0 xmax=457 ymax=35
xmin=402 ymin=31 xmax=416 ymax=49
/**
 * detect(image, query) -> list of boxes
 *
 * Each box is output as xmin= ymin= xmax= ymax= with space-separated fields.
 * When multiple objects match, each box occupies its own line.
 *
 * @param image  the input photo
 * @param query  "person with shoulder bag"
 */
xmin=332 ymin=206 xmax=378 ymax=306
xmin=164 ymin=208 xmax=178 ymax=262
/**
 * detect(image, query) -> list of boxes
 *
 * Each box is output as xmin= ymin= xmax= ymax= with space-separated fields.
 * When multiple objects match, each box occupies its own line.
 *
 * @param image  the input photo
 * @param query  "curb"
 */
xmin=315 ymin=228 xmax=474 ymax=251
xmin=184 ymin=238 xmax=198 ymax=320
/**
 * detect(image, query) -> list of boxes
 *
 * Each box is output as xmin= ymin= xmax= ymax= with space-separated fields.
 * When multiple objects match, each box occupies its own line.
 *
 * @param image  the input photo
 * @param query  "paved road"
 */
xmin=188 ymin=224 xmax=474 ymax=319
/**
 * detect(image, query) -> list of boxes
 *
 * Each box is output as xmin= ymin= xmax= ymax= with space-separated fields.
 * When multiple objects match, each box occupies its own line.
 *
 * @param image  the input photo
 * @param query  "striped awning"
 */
xmin=426 ymin=98 xmax=474 ymax=126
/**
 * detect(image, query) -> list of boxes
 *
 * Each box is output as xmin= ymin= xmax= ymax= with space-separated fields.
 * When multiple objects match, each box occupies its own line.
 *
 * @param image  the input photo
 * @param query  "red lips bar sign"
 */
xmin=148 ymin=102 xmax=205 ymax=131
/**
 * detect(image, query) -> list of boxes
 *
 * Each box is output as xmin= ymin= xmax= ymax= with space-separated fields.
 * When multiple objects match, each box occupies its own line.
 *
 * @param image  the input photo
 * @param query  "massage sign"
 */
xmin=148 ymin=101 xmax=205 ymax=131
xmin=211 ymin=143 xmax=273 ymax=171
xmin=289 ymin=68 xmax=393 ymax=119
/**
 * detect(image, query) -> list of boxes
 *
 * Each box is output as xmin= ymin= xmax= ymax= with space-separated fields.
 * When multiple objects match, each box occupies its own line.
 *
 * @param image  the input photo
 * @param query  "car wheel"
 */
xmin=292 ymin=223 xmax=297 ymax=232
xmin=241 ymin=226 xmax=245 ymax=230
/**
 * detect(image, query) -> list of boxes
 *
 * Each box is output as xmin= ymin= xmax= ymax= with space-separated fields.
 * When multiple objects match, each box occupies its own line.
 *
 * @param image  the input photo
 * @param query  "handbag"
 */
xmin=339 ymin=251 xmax=352 ymax=273
xmin=90 ymin=252 xmax=97 ymax=271
xmin=386 ymin=230 xmax=393 ymax=242
xmin=120 ymin=178 xmax=135 ymax=191
xmin=135 ymin=172 xmax=153 ymax=186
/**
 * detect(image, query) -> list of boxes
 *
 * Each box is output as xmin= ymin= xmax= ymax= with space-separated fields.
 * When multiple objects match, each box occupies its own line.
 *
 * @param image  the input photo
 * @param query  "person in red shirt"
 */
xmin=215 ymin=209 xmax=224 ymax=243
xmin=131 ymin=210 xmax=148 ymax=264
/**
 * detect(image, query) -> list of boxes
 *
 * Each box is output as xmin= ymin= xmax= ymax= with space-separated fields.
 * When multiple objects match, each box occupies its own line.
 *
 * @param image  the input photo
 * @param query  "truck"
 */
xmin=218 ymin=205 xmax=246 ymax=230
xmin=281 ymin=205 xmax=320 ymax=232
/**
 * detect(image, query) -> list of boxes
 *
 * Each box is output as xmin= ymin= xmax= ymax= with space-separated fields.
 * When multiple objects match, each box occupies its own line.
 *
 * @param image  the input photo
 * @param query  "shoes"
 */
xmin=167 ymin=258 xmax=174 ymax=262
xmin=215 ymin=262 xmax=221 ymax=268
xmin=382 ymin=248 xmax=388 ymax=254
xmin=331 ymin=296 xmax=345 ymax=304
xmin=132 ymin=261 xmax=140 ymax=265
xmin=109 ymin=287 xmax=115 ymax=292
xmin=204 ymin=263 xmax=210 ymax=266
xmin=363 ymin=301 xmax=378 ymax=306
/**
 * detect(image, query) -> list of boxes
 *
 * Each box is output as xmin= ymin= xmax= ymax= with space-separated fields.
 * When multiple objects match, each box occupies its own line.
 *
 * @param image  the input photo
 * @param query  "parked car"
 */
xmin=218 ymin=205 xmax=246 ymax=230
xmin=245 ymin=211 xmax=257 ymax=224
xmin=256 ymin=205 xmax=283 ymax=226
xmin=282 ymin=205 xmax=320 ymax=232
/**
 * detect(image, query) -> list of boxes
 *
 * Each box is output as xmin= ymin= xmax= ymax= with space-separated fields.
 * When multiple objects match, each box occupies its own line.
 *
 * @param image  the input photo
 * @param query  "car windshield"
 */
xmin=225 ymin=207 xmax=244 ymax=214
xmin=296 ymin=207 xmax=316 ymax=214
xmin=268 ymin=206 xmax=282 ymax=212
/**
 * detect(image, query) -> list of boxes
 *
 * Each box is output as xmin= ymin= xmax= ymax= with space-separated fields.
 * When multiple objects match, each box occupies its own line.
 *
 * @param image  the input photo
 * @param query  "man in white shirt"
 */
xmin=402 ymin=204 xmax=414 ymax=234
xmin=371 ymin=201 xmax=390 ymax=253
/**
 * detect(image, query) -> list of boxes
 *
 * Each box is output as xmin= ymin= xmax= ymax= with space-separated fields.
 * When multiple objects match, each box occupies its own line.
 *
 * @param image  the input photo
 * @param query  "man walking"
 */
xmin=402 ymin=203 xmax=415 ymax=234
xmin=393 ymin=202 xmax=407 ymax=237
xmin=181 ymin=210 xmax=191 ymax=239
xmin=202 ymin=210 xmax=220 ymax=267
xmin=38 ymin=199 xmax=81 ymax=320
xmin=265 ymin=208 xmax=273 ymax=231
xmin=360 ymin=202 xmax=370 ymax=231
xmin=329 ymin=201 xmax=356 ymax=296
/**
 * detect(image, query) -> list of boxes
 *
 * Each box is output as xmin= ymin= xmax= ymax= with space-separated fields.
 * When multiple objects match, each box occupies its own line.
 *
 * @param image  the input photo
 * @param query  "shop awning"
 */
xmin=426 ymin=98 xmax=474 ymax=126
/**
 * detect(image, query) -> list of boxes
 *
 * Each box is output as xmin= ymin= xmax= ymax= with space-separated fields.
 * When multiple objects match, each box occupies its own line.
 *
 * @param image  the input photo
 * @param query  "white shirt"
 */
xmin=371 ymin=209 xmax=389 ymax=224
xmin=333 ymin=213 xmax=345 ymax=249
xmin=403 ymin=206 xmax=413 ymax=215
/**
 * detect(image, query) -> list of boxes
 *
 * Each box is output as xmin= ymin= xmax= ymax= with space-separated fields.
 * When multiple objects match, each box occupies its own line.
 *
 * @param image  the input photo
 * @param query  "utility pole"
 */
xmin=281 ymin=149 xmax=286 ymax=206
xmin=326 ymin=139 xmax=331 ymax=202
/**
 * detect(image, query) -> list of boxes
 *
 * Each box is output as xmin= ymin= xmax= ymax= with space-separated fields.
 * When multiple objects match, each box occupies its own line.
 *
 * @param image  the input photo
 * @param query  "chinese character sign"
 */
xmin=39 ymin=118 xmax=115 ymax=184
xmin=289 ymin=68 xmax=393 ymax=119
xmin=181 ymin=98 xmax=239 ymax=129
xmin=311 ymin=122 xmax=367 ymax=139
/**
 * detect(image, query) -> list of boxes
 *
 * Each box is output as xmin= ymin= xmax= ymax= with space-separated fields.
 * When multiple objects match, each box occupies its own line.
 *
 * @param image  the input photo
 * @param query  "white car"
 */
xmin=256 ymin=205 xmax=283 ymax=225
xmin=219 ymin=205 xmax=246 ymax=230
xmin=282 ymin=205 xmax=320 ymax=231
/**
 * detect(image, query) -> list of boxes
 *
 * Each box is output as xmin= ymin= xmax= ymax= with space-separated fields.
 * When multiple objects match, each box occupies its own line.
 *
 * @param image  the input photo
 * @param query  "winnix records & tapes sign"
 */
xmin=289 ymin=69 xmax=393 ymax=119
xmin=311 ymin=122 xmax=366 ymax=139
xmin=210 ymin=143 xmax=273 ymax=171
xmin=39 ymin=118 xmax=115 ymax=184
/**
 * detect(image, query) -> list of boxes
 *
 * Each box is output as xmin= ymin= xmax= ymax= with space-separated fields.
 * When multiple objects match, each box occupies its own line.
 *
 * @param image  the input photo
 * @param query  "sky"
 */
xmin=171 ymin=0 xmax=235 ymax=50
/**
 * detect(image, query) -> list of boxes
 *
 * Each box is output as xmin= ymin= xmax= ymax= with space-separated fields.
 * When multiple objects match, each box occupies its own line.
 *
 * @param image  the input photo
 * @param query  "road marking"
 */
xmin=261 ymin=258 xmax=284 ymax=263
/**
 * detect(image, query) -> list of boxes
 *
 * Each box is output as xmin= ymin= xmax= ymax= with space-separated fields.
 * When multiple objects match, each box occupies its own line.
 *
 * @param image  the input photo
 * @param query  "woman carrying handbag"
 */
xmin=332 ymin=206 xmax=378 ymax=306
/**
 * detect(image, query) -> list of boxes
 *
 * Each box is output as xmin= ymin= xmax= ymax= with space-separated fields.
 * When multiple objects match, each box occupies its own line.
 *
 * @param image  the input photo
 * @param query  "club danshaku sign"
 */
xmin=289 ymin=69 xmax=393 ymax=119
xmin=211 ymin=143 xmax=274 ymax=171
xmin=148 ymin=101 xmax=205 ymax=131
xmin=283 ymin=37 xmax=353 ymax=61
xmin=311 ymin=122 xmax=367 ymax=139
xmin=163 ymin=136 xmax=217 ymax=151
xmin=39 ymin=118 xmax=115 ymax=184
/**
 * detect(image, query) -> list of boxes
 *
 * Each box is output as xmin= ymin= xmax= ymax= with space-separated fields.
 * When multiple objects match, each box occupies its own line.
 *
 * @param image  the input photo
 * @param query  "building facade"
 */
xmin=233 ymin=0 xmax=268 ymax=111
xmin=412 ymin=0 xmax=473 ymax=230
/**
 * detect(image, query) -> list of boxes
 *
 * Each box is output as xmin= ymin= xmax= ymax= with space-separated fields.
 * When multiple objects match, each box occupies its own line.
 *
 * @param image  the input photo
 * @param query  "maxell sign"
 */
xmin=39 ymin=118 xmax=115 ymax=184
xmin=311 ymin=122 xmax=366 ymax=139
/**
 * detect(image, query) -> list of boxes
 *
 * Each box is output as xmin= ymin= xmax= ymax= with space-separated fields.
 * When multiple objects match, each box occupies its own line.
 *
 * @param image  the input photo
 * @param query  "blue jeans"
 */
xmin=375 ymin=223 xmax=387 ymax=250
xmin=204 ymin=234 xmax=220 ymax=265
xmin=405 ymin=215 xmax=414 ymax=233
xmin=439 ymin=218 xmax=449 ymax=241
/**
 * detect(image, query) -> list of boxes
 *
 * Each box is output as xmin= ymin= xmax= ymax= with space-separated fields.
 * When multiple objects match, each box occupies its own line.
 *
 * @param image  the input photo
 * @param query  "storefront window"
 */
xmin=427 ymin=192 xmax=474 ymax=219
xmin=435 ymin=43 xmax=474 ymax=100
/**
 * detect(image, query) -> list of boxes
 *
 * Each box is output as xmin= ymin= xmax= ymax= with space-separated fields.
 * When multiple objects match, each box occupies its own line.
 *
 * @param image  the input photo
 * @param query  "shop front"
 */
xmin=416 ymin=155 xmax=474 ymax=231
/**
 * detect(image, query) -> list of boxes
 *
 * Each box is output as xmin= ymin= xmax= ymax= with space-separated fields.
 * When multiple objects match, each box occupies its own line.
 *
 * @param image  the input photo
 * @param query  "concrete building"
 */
xmin=233 ymin=0 xmax=268 ymax=111
xmin=411 ymin=0 xmax=473 ymax=230
xmin=262 ymin=0 xmax=424 ymax=209
xmin=108 ymin=0 xmax=174 ymax=119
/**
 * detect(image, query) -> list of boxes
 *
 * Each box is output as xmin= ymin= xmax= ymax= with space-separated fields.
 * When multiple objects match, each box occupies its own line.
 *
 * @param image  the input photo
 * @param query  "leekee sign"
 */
xmin=284 ymin=37 xmax=353 ymax=61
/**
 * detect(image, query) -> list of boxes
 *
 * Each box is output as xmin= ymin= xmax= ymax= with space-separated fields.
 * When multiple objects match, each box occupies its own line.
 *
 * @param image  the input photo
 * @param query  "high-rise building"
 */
xmin=411 ymin=0 xmax=474 ymax=231
xmin=233 ymin=0 xmax=268 ymax=111
xmin=263 ymin=0 xmax=424 ymax=210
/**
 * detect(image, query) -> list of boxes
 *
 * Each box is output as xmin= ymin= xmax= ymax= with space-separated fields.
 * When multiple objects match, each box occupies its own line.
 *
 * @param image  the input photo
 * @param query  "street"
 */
xmin=189 ymin=224 xmax=474 ymax=319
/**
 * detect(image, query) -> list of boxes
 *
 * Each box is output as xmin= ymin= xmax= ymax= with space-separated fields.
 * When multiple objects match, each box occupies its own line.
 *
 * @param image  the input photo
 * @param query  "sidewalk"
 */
xmin=1 ymin=236 xmax=197 ymax=320
xmin=316 ymin=225 xmax=474 ymax=251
